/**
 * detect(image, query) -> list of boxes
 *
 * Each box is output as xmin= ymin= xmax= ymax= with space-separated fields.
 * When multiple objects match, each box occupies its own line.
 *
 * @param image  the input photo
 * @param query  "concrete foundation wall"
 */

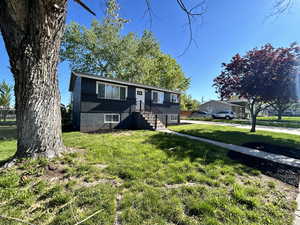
xmin=80 ymin=113 xmax=132 ymax=132
xmin=80 ymin=112 xmax=180 ymax=132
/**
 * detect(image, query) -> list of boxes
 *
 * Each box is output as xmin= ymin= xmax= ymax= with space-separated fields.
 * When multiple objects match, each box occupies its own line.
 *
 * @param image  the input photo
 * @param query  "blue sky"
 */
xmin=1 ymin=0 xmax=300 ymax=105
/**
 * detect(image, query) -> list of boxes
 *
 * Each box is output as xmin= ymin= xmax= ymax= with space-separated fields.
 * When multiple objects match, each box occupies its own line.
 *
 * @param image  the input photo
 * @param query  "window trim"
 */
xmin=104 ymin=113 xmax=120 ymax=123
xmin=96 ymin=81 xmax=128 ymax=100
xmin=170 ymin=93 xmax=179 ymax=103
xmin=151 ymin=90 xmax=164 ymax=104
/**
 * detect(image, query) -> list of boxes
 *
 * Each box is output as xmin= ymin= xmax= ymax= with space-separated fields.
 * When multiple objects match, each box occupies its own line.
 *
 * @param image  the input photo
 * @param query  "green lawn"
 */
xmin=170 ymin=124 xmax=300 ymax=150
xmin=0 ymin=125 xmax=17 ymax=161
xmin=185 ymin=117 xmax=300 ymax=129
xmin=0 ymin=127 xmax=297 ymax=225
xmin=257 ymin=116 xmax=300 ymax=122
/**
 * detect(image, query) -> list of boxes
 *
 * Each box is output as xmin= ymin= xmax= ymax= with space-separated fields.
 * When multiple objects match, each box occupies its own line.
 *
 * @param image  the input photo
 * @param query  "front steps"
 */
xmin=140 ymin=112 xmax=166 ymax=130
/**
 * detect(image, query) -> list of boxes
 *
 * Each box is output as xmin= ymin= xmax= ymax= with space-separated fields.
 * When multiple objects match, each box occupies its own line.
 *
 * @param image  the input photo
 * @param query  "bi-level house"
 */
xmin=69 ymin=72 xmax=181 ymax=132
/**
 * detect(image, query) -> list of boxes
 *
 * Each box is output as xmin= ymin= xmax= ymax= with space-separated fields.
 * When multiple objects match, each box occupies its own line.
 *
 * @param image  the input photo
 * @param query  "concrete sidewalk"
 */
xmin=181 ymin=120 xmax=300 ymax=136
xmin=161 ymin=129 xmax=300 ymax=168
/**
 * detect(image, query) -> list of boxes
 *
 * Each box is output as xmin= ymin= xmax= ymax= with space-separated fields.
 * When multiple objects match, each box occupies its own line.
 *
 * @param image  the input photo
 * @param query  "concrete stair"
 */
xmin=140 ymin=112 xmax=166 ymax=130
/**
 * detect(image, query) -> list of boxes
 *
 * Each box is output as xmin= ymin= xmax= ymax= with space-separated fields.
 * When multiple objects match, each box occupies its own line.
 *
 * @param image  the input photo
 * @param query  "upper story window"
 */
xmin=96 ymin=82 xmax=127 ymax=100
xmin=170 ymin=93 xmax=179 ymax=103
xmin=152 ymin=91 xmax=164 ymax=104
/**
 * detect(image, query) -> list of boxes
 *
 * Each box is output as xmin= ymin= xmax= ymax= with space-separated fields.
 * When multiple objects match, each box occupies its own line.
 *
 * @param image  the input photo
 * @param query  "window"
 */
xmin=96 ymin=82 xmax=127 ymax=100
xmin=137 ymin=91 xmax=143 ymax=95
xmin=169 ymin=114 xmax=178 ymax=122
xmin=104 ymin=114 xmax=120 ymax=123
xmin=170 ymin=93 xmax=179 ymax=103
xmin=152 ymin=91 xmax=164 ymax=104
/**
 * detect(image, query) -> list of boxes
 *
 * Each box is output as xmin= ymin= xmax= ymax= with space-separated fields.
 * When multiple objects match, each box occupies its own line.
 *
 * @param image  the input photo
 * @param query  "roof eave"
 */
xmin=72 ymin=71 xmax=181 ymax=94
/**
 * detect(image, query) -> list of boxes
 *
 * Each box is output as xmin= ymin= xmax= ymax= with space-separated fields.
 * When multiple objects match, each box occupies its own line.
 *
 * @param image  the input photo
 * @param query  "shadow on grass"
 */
xmin=145 ymin=131 xmax=300 ymax=187
xmin=143 ymin=132 xmax=258 ymax=175
xmin=0 ymin=121 xmax=16 ymax=126
xmin=175 ymin=128 xmax=300 ymax=151
xmin=0 ymin=125 xmax=17 ymax=140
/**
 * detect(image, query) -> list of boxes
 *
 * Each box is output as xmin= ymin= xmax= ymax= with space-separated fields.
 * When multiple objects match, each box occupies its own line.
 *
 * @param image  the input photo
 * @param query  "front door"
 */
xmin=136 ymin=88 xmax=145 ymax=111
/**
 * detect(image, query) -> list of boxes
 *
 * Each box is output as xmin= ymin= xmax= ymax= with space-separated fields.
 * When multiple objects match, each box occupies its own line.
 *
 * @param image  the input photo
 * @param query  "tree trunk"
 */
xmin=3 ymin=107 xmax=7 ymax=122
xmin=249 ymin=102 xmax=257 ymax=132
xmin=277 ymin=109 xmax=282 ymax=121
xmin=250 ymin=112 xmax=256 ymax=132
xmin=0 ymin=1 xmax=67 ymax=159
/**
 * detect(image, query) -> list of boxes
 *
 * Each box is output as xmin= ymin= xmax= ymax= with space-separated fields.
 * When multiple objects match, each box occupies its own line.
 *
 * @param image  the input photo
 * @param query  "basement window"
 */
xmin=169 ymin=114 xmax=178 ymax=122
xmin=104 ymin=114 xmax=120 ymax=123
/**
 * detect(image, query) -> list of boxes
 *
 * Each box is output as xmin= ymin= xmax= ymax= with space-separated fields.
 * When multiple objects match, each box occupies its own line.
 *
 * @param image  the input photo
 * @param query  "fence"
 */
xmin=0 ymin=109 xmax=16 ymax=121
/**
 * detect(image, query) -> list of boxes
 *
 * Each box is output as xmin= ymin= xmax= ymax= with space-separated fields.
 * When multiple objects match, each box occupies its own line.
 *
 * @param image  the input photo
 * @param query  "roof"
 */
xmin=201 ymin=100 xmax=243 ymax=108
xmin=69 ymin=71 xmax=181 ymax=94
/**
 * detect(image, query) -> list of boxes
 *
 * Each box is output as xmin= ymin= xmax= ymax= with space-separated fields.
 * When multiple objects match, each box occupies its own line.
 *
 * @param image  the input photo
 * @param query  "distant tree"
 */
xmin=180 ymin=94 xmax=200 ymax=111
xmin=213 ymin=44 xmax=293 ymax=132
xmin=61 ymin=0 xmax=190 ymax=92
xmin=0 ymin=80 xmax=12 ymax=121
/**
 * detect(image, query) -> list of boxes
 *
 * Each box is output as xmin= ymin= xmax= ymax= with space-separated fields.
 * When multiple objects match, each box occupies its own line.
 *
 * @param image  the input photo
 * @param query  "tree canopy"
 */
xmin=213 ymin=43 xmax=300 ymax=132
xmin=61 ymin=0 xmax=190 ymax=92
xmin=180 ymin=94 xmax=200 ymax=111
xmin=0 ymin=80 xmax=11 ymax=108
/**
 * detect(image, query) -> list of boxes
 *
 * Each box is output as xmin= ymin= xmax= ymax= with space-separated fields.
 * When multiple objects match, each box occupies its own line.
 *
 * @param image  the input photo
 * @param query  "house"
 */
xmin=69 ymin=72 xmax=181 ymax=132
xmin=199 ymin=100 xmax=245 ymax=118
xmin=227 ymin=98 xmax=248 ymax=118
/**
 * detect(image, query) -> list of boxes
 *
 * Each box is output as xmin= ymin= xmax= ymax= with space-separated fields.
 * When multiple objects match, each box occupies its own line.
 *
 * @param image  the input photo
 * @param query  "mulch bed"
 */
xmin=242 ymin=142 xmax=300 ymax=160
xmin=228 ymin=151 xmax=300 ymax=187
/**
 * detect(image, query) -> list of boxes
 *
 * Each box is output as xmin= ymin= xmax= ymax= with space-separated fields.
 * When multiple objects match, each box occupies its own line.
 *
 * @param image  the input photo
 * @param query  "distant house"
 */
xmin=227 ymin=98 xmax=248 ymax=118
xmin=267 ymin=102 xmax=300 ymax=116
xmin=69 ymin=72 xmax=181 ymax=132
xmin=199 ymin=100 xmax=245 ymax=118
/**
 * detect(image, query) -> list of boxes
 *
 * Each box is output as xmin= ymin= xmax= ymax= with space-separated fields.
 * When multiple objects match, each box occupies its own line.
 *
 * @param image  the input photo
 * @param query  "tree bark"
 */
xmin=249 ymin=101 xmax=257 ymax=132
xmin=250 ymin=112 xmax=256 ymax=132
xmin=277 ymin=109 xmax=282 ymax=121
xmin=0 ymin=1 xmax=67 ymax=159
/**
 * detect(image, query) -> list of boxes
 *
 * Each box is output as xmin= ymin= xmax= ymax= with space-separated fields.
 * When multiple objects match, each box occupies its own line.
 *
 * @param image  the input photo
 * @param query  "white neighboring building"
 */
xmin=199 ymin=100 xmax=245 ymax=118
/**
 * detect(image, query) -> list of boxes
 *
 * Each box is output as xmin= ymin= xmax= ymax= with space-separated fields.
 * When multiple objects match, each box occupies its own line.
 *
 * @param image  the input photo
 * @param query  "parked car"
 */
xmin=190 ymin=111 xmax=210 ymax=118
xmin=212 ymin=111 xmax=235 ymax=120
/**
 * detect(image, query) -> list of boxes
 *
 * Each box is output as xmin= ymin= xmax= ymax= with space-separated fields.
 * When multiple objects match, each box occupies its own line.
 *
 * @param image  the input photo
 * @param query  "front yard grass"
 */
xmin=0 ymin=129 xmax=297 ymax=225
xmin=258 ymin=116 xmax=300 ymax=122
xmin=184 ymin=116 xmax=300 ymax=129
xmin=170 ymin=124 xmax=300 ymax=150
xmin=185 ymin=117 xmax=300 ymax=128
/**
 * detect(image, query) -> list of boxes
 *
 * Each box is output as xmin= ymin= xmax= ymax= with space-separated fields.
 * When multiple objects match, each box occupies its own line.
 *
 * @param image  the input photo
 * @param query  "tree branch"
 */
xmin=176 ymin=0 xmax=206 ymax=56
xmin=73 ymin=0 xmax=96 ymax=16
xmin=143 ymin=0 xmax=207 ymax=56
xmin=74 ymin=209 xmax=103 ymax=225
xmin=0 ymin=215 xmax=36 ymax=225
xmin=270 ymin=0 xmax=294 ymax=17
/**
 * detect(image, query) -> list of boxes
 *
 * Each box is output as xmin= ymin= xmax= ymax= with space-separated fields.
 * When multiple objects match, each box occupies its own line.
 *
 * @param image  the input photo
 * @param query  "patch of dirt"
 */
xmin=242 ymin=142 xmax=300 ymax=160
xmin=93 ymin=164 xmax=108 ymax=169
xmin=111 ymin=131 xmax=135 ymax=137
xmin=67 ymin=147 xmax=87 ymax=154
xmin=42 ymin=163 xmax=68 ymax=182
xmin=164 ymin=182 xmax=200 ymax=189
xmin=114 ymin=193 xmax=123 ymax=225
xmin=228 ymin=151 xmax=300 ymax=187
xmin=83 ymin=179 xmax=123 ymax=187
